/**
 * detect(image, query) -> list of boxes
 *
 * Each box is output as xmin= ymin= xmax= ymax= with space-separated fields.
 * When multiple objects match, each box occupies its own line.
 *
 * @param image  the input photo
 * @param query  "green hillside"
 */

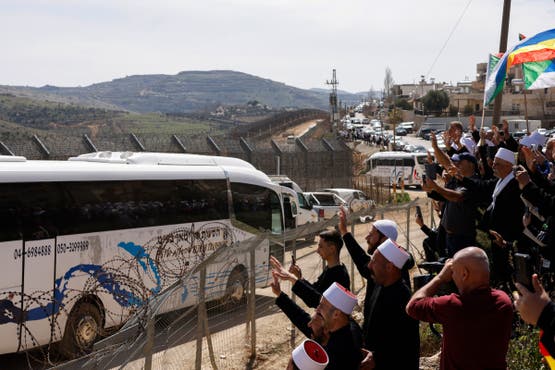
xmin=0 ymin=70 xmax=358 ymax=114
xmin=0 ymin=93 xmax=222 ymax=137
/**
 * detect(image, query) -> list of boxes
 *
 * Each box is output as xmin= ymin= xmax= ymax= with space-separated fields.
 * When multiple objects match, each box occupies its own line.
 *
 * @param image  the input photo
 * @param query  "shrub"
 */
xmin=507 ymin=321 xmax=544 ymax=369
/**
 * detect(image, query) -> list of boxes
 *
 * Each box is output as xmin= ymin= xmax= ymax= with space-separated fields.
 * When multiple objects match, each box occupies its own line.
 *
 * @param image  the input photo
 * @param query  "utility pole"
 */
xmin=492 ymin=0 xmax=511 ymax=126
xmin=326 ymin=69 xmax=339 ymax=132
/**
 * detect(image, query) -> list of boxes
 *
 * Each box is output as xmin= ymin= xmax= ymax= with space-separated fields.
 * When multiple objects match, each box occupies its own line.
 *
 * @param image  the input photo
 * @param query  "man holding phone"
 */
xmin=271 ymin=229 xmax=350 ymax=308
xmin=422 ymin=151 xmax=480 ymax=257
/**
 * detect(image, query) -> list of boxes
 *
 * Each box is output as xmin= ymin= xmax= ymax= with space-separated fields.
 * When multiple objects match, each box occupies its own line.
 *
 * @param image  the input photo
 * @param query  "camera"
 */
xmin=415 ymin=205 xmax=422 ymax=219
xmin=424 ymin=163 xmax=437 ymax=180
xmin=514 ymin=253 xmax=535 ymax=292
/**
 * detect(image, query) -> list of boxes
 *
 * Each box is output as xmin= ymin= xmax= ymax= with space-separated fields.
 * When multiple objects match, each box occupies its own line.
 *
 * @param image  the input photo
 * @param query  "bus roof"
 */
xmin=0 ymin=152 xmax=274 ymax=187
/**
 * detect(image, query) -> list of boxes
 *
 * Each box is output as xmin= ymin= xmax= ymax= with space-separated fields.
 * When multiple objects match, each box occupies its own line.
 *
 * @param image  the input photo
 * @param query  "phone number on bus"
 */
xmin=13 ymin=241 xmax=89 ymax=260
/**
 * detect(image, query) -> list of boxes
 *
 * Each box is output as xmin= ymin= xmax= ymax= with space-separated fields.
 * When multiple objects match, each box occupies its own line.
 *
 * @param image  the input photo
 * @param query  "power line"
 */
xmin=425 ymin=0 xmax=474 ymax=80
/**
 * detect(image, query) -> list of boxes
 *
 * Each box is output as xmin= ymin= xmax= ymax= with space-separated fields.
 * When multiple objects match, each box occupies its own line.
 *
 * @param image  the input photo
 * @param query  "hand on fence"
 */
xmin=514 ymin=274 xmax=550 ymax=326
xmin=270 ymin=270 xmax=281 ymax=296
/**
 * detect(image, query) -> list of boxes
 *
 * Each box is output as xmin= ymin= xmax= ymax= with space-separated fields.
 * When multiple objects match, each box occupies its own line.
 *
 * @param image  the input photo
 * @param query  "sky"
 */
xmin=2 ymin=0 xmax=555 ymax=93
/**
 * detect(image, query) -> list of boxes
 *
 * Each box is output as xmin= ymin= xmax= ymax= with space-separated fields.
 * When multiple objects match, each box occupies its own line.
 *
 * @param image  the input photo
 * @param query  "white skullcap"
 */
xmin=494 ymin=147 xmax=516 ymax=165
xmin=322 ymin=282 xmax=358 ymax=315
xmin=373 ymin=219 xmax=398 ymax=241
xmin=520 ymin=130 xmax=547 ymax=148
xmin=377 ymin=239 xmax=410 ymax=270
xmin=292 ymin=339 xmax=329 ymax=370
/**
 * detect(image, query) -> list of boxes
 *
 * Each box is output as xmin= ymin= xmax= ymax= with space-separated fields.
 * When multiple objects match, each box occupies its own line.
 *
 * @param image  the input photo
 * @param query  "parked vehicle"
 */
xmin=395 ymin=127 xmax=408 ymax=136
xmin=403 ymin=145 xmax=428 ymax=153
xmin=398 ymin=122 xmax=415 ymax=133
xmin=270 ymin=175 xmax=319 ymax=242
xmin=319 ymin=188 xmax=374 ymax=213
xmin=366 ymin=151 xmax=430 ymax=187
xmin=303 ymin=192 xmax=348 ymax=221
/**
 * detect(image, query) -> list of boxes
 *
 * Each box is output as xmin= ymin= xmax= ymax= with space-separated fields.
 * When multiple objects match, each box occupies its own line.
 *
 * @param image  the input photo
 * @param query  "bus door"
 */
xmin=20 ymin=234 xmax=57 ymax=351
xmin=18 ymin=189 xmax=59 ymax=351
xmin=0 ymin=239 xmax=25 ymax=354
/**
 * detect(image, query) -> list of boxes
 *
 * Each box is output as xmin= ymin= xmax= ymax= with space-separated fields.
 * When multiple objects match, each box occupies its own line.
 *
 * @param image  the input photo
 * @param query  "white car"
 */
xmin=319 ymin=188 xmax=375 ymax=213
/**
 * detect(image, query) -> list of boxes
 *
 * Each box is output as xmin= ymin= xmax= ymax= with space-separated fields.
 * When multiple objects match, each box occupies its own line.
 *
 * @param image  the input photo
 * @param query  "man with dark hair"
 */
xmin=271 ymin=229 xmax=350 ymax=308
xmin=423 ymin=138 xmax=481 ymax=256
xmin=407 ymin=247 xmax=513 ymax=370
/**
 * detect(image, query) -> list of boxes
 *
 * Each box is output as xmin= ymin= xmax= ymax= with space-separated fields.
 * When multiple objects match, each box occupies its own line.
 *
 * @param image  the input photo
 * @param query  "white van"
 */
xmin=366 ymin=151 xmax=429 ymax=187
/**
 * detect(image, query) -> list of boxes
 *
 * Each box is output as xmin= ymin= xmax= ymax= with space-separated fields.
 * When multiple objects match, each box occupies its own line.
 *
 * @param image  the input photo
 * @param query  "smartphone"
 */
xmin=291 ymin=253 xmax=296 ymax=265
xmin=415 ymin=205 xmax=423 ymax=219
xmin=514 ymin=253 xmax=534 ymax=292
xmin=499 ymin=131 xmax=505 ymax=137
xmin=424 ymin=163 xmax=437 ymax=180
xmin=422 ymin=174 xmax=427 ymax=183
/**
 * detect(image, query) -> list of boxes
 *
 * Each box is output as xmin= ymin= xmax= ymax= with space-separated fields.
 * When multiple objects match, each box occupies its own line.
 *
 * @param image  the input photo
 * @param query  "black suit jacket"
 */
xmin=462 ymin=176 xmax=524 ymax=242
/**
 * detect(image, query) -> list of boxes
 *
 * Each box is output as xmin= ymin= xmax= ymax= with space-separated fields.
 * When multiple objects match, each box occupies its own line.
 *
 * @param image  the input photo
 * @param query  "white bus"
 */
xmin=0 ymin=152 xmax=285 ymax=357
xmin=366 ymin=151 xmax=429 ymax=187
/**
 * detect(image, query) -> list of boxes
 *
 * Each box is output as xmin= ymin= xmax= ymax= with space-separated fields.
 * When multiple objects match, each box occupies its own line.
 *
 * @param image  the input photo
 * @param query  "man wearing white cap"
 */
xmin=287 ymin=339 xmax=329 ymax=370
xmin=315 ymin=282 xmax=363 ymax=370
xmin=271 ymin=274 xmax=363 ymax=370
xmin=338 ymin=209 xmax=413 ymax=346
xmin=359 ymin=239 xmax=420 ymax=369
xmin=458 ymin=147 xmax=524 ymax=286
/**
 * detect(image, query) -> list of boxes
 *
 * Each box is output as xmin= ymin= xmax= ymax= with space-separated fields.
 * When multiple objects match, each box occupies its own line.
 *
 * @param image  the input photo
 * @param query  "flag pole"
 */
xmin=524 ymin=89 xmax=529 ymax=134
xmin=522 ymin=65 xmax=530 ymax=134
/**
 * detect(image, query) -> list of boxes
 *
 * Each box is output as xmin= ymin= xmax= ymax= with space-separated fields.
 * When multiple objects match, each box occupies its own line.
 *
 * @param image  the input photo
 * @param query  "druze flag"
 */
xmin=484 ymin=28 xmax=555 ymax=105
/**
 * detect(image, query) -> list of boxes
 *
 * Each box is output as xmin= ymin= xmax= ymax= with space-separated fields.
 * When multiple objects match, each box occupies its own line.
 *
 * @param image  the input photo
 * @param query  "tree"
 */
xmin=384 ymin=67 xmax=394 ymax=103
xmin=395 ymin=98 xmax=413 ymax=111
xmin=422 ymin=90 xmax=449 ymax=115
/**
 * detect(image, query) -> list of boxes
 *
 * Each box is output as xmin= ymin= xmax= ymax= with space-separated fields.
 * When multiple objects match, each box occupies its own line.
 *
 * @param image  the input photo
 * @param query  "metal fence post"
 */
xmin=195 ymin=267 xmax=207 ymax=370
xmin=406 ymin=205 xmax=411 ymax=252
xmin=144 ymin=309 xmax=154 ymax=370
xmin=350 ymin=222 xmax=356 ymax=292
xmin=290 ymin=239 xmax=297 ymax=347
xmin=249 ymin=248 xmax=256 ymax=358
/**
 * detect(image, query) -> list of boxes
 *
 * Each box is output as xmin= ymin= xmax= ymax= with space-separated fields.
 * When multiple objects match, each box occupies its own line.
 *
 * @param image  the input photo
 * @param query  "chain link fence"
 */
xmin=35 ymin=197 xmax=432 ymax=370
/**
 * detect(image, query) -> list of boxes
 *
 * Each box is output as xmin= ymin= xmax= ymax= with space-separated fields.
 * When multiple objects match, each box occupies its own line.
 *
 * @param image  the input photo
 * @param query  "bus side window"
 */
xmin=231 ymin=183 xmax=283 ymax=233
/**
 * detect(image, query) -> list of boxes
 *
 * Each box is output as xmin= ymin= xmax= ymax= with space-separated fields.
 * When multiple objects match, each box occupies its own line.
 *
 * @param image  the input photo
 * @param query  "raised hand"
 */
xmin=514 ymin=274 xmax=551 ymax=326
xmin=338 ymin=206 xmax=348 ymax=236
xmin=488 ymin=229 xmax=506 ymax=247
xmin=270 ymin=255 xmax=297 ymax=283
xmin=270 ymin=270 xmax=281 ymax=296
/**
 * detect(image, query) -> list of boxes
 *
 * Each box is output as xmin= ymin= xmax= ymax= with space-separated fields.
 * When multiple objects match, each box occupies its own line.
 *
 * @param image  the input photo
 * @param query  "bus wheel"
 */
xmin=222 ymin=268 xmax=248 ymax=309
xmin=59 ymin=302 xmax=102 ymax=359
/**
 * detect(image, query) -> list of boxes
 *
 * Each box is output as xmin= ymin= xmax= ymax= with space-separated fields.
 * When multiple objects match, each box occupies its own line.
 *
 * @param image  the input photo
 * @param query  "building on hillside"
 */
xmin=395 ymin=62 xmax=555 ymax=126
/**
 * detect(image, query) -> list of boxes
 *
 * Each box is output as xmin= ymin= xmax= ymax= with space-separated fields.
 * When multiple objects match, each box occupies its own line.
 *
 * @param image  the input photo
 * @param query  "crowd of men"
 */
xmin=276 ymin=117 xmax=555 ymax=369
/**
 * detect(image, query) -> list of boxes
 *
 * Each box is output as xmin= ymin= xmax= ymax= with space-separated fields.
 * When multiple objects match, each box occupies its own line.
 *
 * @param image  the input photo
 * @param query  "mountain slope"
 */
xmin=0 ymin=70 xmax=362 ymax=113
